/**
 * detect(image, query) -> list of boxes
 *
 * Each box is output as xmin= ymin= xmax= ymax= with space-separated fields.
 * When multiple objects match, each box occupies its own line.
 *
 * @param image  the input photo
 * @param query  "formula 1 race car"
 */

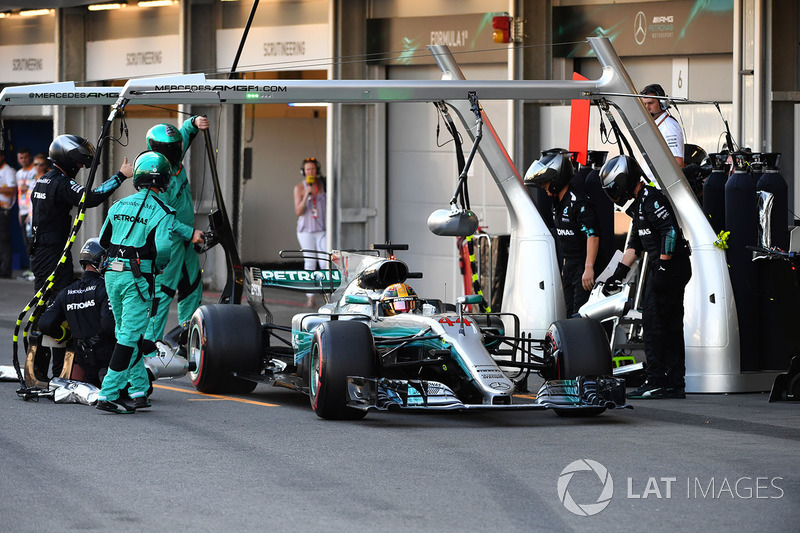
xmin=183 ymin=244 xmax=629 ymax=420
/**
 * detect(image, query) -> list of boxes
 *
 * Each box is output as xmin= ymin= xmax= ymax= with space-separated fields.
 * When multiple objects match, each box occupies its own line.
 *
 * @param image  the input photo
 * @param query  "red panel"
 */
xmin=569 ymin=72 xmax=590 ymax=166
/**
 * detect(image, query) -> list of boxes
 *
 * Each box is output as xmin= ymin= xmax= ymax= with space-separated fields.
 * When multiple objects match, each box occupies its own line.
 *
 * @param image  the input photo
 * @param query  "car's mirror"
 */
xmin=457 ymin=294 xmax=483 ymax=306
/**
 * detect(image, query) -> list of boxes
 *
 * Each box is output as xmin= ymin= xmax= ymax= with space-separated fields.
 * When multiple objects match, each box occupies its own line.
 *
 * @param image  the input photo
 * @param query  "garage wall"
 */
xmin=240 ymin=114 xmax=326 ymax=264
xmin=387 ymin=63 xmax=511 ymax=300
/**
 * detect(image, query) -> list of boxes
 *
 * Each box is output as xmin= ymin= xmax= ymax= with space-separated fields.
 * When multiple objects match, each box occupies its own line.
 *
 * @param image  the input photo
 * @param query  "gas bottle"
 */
xmin=702 ymin=153 xmax=729 ymax=235
xmin=725 ymin=153 xmax=759 ymax=371
xmin=756 ymin=153 xmax=789 ymax=251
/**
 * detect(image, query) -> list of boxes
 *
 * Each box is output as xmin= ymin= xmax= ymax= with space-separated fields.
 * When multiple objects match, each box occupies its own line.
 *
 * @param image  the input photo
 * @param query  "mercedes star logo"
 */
xmin=634 ymin=11 xmax=647 ymax=45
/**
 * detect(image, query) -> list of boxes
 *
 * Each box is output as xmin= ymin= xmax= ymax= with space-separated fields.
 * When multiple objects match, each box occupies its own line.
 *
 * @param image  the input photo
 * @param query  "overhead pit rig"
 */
xmin=1 ymin=37 xmax=775 ymax=394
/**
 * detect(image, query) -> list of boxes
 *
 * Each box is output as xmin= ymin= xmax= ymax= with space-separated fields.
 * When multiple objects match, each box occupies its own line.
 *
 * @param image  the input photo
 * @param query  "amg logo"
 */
xmin=113 ymin=214 xmax=148 ymax=224
xmin=29 ymin=92 xmax=119 ymax=99
xmin=652 ymin=16 xmax=674 ymax=23
xmin=152 ymin=84 xmax=288 ymax=93
xmin=67 ymin=300 xmax=95 ymax=311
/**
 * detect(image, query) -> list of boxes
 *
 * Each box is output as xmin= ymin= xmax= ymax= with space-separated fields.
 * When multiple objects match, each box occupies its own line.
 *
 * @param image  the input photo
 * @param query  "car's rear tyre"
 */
xmin=309 ymin=320 xmax=376 ymax=420
xmin=542 ymin=317 xmax=612 ymax=380
xmin=188 ymin=304 xmax=262 ymax=394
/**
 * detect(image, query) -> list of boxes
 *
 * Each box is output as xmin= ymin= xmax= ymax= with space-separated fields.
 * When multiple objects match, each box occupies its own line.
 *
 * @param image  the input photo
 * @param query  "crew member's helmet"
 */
xmin=79 ymin=238 xmax=107 ymax=270
xmin=523 ymin=152 xmax=574 ymax=195
xmin=146 ymin=124 xmax=183 ymax=167
xmin=380 ymin=283 xmax=420 ymax=316
xmin=599 ymin=155 xmax=644 ymax=206
xmin=132 ymin=151 xmax=172 ymax=192
xmin=48 ymin=134 xmax=95 ymax=179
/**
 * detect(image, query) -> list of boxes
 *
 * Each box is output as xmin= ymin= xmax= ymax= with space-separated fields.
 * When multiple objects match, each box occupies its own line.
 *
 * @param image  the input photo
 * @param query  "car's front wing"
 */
xmin=346 ymin=376 xmax=630 ymax=413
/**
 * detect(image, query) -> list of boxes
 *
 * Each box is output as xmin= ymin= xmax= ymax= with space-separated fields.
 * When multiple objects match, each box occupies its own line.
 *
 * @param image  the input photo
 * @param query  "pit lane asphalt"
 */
xmin=1 ymin=273 xmax=798 ymax=532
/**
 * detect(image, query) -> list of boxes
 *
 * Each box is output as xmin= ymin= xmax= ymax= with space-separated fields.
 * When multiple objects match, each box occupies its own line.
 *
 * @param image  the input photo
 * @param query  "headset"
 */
xmin=640 ymin=83 xmax=670 ymax=111
xmin=300 ymin=157 xmax=321 ymax=177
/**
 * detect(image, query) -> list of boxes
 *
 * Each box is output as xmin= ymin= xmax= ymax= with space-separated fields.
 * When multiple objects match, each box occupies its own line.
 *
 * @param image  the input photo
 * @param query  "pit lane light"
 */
xmin=87 ymin=2 xmax=126 ymax=11
xmin=138 ymin=0 xmax=178 ymax=7
xmin=19 ymin=9 xmax=54 ymax=16
xmin=492 ymin=14 xmax=511 ymax=43
xmin=491 ymin=13 xmax=522 ymax=44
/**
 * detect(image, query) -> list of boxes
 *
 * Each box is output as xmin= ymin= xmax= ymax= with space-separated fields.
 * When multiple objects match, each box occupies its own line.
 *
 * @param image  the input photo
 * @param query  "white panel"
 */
xmin=216 ymin=24 xmax=329 ymax=72
xmin=672 ymin=57 xmax=689 ymax=99
xmin=0 ymin=43 xmax=56 ymax=83
xmin=86 ymin=35 xmax=181 ymax=81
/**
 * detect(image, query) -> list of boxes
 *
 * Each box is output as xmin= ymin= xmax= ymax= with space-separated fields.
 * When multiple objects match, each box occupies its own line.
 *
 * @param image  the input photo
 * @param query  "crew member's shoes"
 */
xmin=627 ymin=381 xmax=665 ymax=399
xmin=133 ymin=396 xmax=152 ymax=409
xmin=665 ymin=387 xmax=686 ymax=399
xmin=96 ymin=398 xmax=136 ymax=414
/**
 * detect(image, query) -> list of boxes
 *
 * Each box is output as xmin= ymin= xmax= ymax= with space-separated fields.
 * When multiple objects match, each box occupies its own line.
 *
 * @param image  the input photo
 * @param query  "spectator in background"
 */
xmin=16 ymin=148 xmax=37 ymax=280
xmin=0 ymin=150 xmax=17 ymax=278
xmin=294 ymin=156 xmax=327 ymax=308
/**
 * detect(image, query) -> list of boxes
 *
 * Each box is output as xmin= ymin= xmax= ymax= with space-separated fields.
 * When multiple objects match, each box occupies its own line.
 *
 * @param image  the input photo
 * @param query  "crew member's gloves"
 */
xmin=603 ymin=262 xmax=630 ymax=295
xmin=652 ymin=259 xmax=671 ymax=291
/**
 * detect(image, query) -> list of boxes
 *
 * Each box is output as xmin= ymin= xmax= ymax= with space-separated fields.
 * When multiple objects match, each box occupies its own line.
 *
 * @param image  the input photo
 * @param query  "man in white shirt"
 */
xmin=16 ymin=148 xmax=36 ymax=276
xmin=640 ymin=83 xmax=684 ymax=181
xmin=0 ymin=150 xmax=18 ymax=278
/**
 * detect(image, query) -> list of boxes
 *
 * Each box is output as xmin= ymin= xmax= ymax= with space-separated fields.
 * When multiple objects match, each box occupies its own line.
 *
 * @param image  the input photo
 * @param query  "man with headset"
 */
xmin=641 ymin=83 xmax=684 ymax=171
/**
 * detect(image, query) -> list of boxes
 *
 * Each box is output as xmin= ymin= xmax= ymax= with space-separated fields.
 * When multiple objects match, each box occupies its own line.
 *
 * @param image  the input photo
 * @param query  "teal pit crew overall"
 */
xmin=98 ymin=189 xmax=181 ymax=402
xmin=145 ymin=117 xmax=203 ymax=344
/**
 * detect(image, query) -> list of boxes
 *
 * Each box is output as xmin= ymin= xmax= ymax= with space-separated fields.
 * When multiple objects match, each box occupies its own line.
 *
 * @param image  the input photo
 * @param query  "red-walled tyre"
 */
xmin=309 ymin=320 xmax=376 ymax=420
xmin=188 ymin=304 xmax=261 ymax=394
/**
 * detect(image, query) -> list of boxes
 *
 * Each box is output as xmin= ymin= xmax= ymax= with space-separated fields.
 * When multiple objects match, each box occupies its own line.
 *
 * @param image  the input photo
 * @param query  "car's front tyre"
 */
xmin=309 ymin=320 xmax=376 ymax=420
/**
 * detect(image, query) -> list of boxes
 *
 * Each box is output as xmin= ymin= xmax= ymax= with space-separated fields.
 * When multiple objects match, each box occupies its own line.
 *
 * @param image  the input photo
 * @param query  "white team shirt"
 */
xmin=0 ymin=162 xmax=17 ymax=209
xmin=642 ymin=111 xmax=684 ymax=181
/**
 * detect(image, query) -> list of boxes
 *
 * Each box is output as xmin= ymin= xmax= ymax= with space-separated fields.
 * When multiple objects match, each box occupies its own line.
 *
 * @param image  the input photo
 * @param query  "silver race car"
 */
xmin=184 ymin=244 xmax=629 ymax=420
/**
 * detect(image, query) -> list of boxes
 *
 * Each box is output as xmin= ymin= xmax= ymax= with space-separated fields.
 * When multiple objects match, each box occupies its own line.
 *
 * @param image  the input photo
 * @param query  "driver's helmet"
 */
xmin=381 ymin=283 xmax=420 ymax=316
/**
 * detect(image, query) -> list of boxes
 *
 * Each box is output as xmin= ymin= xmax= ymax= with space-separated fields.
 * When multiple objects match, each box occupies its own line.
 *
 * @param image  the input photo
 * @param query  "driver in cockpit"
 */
xmin=380 ymin=283 xmax=421 ymax=315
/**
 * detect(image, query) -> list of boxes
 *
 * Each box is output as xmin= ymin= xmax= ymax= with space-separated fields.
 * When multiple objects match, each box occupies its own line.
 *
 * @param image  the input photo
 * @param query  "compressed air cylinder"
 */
xmin=725 ymin=160 xmax=759 ymax=371
xmin=571 ymin=162 xmax=591 ymax=197
xmin=756 ymin=153 xmax=789 ymax=251
xmin=582 ymin=151 xmax=613 ymax=271
xmin=702 ymin=154 xmax=729 ymax=235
